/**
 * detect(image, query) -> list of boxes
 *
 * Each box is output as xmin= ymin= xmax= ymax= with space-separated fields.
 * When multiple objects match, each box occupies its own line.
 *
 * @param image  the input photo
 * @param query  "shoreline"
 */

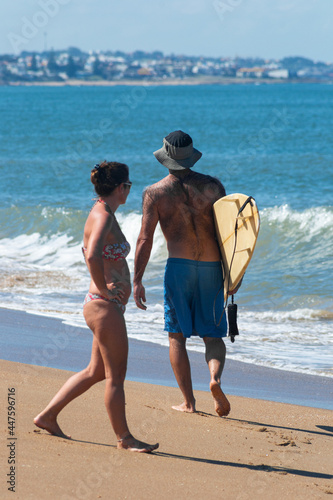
xmin=3 ymin=76 xmax=332 ymax=87
xmin=1 ymin=307 xmax=332 ymax=410
xmin=0 ymin=358 xmax=332 ymax=499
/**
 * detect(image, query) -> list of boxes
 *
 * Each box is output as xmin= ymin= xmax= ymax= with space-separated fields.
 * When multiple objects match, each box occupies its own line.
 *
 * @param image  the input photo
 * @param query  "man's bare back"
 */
xmin=143 ymin=169 xmax=226 ymax=261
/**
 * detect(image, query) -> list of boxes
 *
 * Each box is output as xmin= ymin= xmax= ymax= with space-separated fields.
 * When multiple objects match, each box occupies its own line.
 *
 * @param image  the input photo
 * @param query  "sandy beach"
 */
xmin=0 ymin=359 xmax=332 ymax=500
xmin=0 ymin=309 xmax=332 ymax=499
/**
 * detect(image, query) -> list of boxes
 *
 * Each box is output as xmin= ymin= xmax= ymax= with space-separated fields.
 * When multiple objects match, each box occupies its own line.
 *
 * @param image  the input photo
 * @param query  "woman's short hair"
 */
xmin=91 ymin=161 xmax=129 ymax=196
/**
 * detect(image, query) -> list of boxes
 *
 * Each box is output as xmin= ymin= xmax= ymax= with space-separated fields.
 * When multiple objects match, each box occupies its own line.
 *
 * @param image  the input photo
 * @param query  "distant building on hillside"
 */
xmin=267 ymin=69 xmax=289 ymax=79
xmin=236 ymin=67 xmax=265 ymax=78
xmin=0 ymin=48 xmax=332 ymax=84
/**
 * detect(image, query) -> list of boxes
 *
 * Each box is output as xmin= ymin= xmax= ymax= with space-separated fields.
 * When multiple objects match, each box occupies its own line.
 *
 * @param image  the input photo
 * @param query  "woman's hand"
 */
xmin=104 ymin=282 xmax=125 ymax=302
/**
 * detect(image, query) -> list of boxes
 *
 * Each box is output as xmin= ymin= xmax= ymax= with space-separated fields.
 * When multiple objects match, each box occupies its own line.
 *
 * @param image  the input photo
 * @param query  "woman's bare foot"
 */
xmin=171 ymin=401 xmax=196 ymax=413
xmin=210 ymin=381 xmax=230 ymax=417
xmin=33 ymin=413 xmax=71 ymax=439
xmin=117 ymin=434 xmax=159 ymax=453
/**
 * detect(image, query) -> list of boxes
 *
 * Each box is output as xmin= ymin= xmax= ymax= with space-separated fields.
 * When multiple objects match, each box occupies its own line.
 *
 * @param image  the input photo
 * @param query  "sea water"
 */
xmin=0 ymin=83 xmax=332 ymax=377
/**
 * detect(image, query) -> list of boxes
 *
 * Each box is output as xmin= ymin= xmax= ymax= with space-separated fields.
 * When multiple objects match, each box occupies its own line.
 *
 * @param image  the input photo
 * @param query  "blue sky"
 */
xmin=1 ymin=0 xmax=332 ymax=61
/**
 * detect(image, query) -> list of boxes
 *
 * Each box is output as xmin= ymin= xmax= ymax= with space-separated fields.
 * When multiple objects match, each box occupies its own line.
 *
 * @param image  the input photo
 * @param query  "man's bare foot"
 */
xmin=33 ymin=413 xmax=71 ymax=439
xmin=117 ymin=434 xmax=159 ymax=453
xmin=171 ymin=401 xmax=196 ymax=413
xmin=210 ymin=381 xmax=230 ymax=417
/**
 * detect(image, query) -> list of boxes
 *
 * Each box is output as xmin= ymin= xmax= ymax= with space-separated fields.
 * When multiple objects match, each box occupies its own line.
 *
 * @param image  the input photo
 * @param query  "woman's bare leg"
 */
xmin=34 ymin=337 xmax=105 ymax=438
xmin=84 ymin=301 xmax=159 ymax=452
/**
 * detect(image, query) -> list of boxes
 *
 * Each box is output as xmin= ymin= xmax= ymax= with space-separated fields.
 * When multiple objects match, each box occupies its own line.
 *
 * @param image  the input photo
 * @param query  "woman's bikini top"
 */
xmin=82 ymin=200 xmax=131 ymax=261
xmin=82 ymin=241 xmax=130 ymax=261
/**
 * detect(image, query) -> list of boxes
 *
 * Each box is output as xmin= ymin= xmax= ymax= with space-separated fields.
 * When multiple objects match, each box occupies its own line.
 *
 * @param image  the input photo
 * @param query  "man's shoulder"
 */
xmin=144 ymin=171 xmax=225 ymax=202
xmin=190 ymin=170 xmax=226 ymax=196
xmin=144 ymin=176 xmax=172 ymax=197
xmin=145 ymin=177 xmax=169 ymax=190
xmin=191 ymin=170 xmax=222 ymax=185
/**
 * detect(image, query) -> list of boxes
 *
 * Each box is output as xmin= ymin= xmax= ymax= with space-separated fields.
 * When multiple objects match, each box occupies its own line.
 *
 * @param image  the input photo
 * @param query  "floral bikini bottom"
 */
xmin=83 ymin=293 xmax=125 ymax=314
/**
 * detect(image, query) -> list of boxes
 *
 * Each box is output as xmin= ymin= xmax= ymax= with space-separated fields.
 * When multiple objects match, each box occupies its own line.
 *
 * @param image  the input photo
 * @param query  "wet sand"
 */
xmin=0 ymin=308 xmax=332 ymax=410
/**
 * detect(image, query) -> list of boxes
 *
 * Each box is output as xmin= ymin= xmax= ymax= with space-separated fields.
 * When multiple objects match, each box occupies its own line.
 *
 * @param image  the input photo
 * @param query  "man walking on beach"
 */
xmin=134 ymin=130 xmax=233 ymax=417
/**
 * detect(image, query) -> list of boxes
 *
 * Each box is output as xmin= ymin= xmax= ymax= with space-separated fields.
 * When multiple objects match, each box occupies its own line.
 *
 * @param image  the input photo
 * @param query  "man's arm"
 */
xmin=133 ymin=188 xmax=159 ymax=310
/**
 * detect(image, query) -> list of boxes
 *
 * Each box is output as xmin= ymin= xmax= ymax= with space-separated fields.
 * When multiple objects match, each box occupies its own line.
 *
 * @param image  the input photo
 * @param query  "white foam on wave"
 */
xmin=1 ymin=294 xmax=332 ymax=378
xmin=242 ymin=308 xmax=333 ymax=322
xmin=0 ymin=232 xmax=83 ymax=269
xmin=117 ymin=212 xmax=167 ymax=265
xmin=0 ymin=212 xmax=167 ymax=273
xmin=255 ymin=204 xmax=333 ymax=273
xmin=261 ymin=204 xmax=333 ymax=239
xmin=1 ymin=205 xmax=331 ymax=272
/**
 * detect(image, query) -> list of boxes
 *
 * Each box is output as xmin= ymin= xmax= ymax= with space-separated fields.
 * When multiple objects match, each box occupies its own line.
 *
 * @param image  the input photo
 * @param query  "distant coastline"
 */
xmin=3 ymin=76 xmax=332 ymax=87
xmin=2 ymin=49 xmax=332 ymax=86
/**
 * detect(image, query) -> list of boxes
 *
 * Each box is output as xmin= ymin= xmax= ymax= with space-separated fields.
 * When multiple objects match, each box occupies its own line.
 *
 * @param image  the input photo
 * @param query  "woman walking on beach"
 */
xmin=34 ymin=161 xmax=159 ymax=453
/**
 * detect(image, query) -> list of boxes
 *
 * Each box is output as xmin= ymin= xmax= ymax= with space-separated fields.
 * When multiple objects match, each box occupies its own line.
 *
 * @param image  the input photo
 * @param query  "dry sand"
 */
xmin=1 ymin=359 xmax=332 ymax=500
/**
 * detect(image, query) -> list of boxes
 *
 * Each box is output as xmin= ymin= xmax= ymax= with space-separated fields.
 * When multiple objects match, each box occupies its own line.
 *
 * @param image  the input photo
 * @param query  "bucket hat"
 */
xmin=153 ymin=130 xmax=202 ymax=170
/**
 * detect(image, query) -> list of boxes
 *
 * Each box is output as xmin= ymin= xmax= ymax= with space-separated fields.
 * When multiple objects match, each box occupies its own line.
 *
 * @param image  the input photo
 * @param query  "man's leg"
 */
xmin=203 ymin=337 xmax=230 ymax=417
xmin=168 ymin=332 xmax=196 ymax=412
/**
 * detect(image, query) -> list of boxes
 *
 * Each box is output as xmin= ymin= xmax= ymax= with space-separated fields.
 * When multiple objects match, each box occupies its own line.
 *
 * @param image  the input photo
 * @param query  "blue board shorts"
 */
xmin=164 ymin=258 xmax=227 ymax=338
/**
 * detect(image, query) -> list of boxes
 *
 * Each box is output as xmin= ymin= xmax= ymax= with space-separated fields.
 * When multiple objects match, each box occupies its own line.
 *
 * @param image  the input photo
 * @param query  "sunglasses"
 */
xmin=123 ymin=181 xmax=132 ymax=188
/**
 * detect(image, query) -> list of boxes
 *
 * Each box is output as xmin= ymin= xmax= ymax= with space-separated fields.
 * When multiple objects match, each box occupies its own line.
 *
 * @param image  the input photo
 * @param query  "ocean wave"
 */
xmin=0 ymin=205 xmax=87 ymax=240
xmin=0 ymin=232 xmax=83 ymax=269
xmin=261 ymin=204 xmax=333 ymax=240
xmin=254 ymin=204 xmax=333 ymax=276
xmin=1 ymin=204 xmax=332 ymax=269
xmin=117 ymin=212 xmax=167 ymax=263
xmin=0 ymin=211 xmax=167 ymax=273
xmin=241 ymin=308 xmax=333 ymax=322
